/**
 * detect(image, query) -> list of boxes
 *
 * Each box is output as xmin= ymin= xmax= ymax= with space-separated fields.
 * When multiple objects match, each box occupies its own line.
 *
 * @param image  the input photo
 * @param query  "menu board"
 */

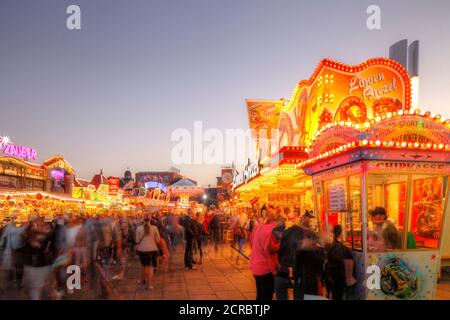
xmin=328 ymin=182 xmax=347 ymax=212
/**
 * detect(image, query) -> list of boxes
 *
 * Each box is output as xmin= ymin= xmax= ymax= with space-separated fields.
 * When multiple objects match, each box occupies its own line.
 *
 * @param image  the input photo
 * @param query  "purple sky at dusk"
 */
xmin=1 ymin=0 xmax=450 ymax=186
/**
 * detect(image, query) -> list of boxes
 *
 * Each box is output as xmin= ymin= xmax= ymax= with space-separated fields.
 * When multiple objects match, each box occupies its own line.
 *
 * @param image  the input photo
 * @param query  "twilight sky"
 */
xmin=1 ymin=0 xmax=449 ymax=186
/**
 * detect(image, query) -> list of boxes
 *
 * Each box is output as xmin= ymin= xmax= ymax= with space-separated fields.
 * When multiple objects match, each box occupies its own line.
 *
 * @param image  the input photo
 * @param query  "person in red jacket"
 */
xmin=202 ymin=211 xmax=213 ymax=250
xmin=250 ymin=206 xmax=281 ymax=300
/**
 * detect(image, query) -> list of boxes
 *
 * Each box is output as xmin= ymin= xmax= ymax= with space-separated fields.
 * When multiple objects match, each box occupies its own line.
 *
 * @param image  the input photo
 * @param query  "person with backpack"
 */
xmin=295 ymin=210 xmax=326 ymax=300
xmin=324 ymin=224 xmax=356 ymax=300
xmin=275 ymin=216 xmax=303 ymax=300
xmin=135 ymin=217 xmax=161 ymax=290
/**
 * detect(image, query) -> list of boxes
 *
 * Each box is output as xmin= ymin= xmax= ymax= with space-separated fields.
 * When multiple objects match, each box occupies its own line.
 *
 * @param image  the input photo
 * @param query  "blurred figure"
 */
xmin=183 ymin=209 xmax=197 ymax=270
xmin=22 ymin=217 xmax=56 ymax=300
xmin=245 ymin=209 xmax=258 ymax=248
xmin=96 ymin=212 xmax=114 ymax=291
xmin=250 ymin=206 xmax=280 ymax=301
xmin=295 ymin=210 xmax=325 ymax=300
xmin=112 ymin=213 xmax=129 ymax=280
xmin=209 ymin=210 xmax=221 ymax=252
xmin=193 ymin=213 xmax=203 ymax=264
xmin=201 ymin=210 xmax=212 ymax=252
xmin=0 ymin=213 xmax=28 ymax=293
xmin=324 ymin=224 xmax=356 ymax=300
xmin=166 ymin=214 xmax=184 ymax=272
xmin=135 ymin=217 xmax=160 ymax=290
xmin=275 ymin=213 xmax=303 ymax=300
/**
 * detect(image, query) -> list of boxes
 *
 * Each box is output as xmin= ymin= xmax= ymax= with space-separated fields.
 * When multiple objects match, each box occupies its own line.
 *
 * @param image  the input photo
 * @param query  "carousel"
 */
xmin=167 ymin=179 xmax=204 ymax=211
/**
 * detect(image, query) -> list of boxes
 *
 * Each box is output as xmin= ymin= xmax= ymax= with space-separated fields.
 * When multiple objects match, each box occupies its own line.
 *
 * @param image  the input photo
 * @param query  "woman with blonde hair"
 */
xmin=135 ymin=217 xmax=160 ymax=290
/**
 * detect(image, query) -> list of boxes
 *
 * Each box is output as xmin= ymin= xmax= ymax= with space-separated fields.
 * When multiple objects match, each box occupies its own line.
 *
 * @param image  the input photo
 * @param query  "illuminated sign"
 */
xmin=108 ymin=177 xmax=120 ymax=196
xmin=365 ymin=114 xmax=450 ymax=145
xmin=144 ymin=180 xmax=167 ymax=193
xmin=232 ymin=152 xmax=261 ymax=191
xmin=369 ymin=161 xmax=450 ymax=174
xmin=278 ymin=58 xmax=411 ymax=148
xmin=0 ymin=136 xmax=37 ymax=160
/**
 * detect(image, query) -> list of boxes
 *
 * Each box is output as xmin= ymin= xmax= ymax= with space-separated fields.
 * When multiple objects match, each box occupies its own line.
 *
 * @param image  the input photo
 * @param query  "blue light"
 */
xmin=144 ymin=180 xmax=167 ymax=193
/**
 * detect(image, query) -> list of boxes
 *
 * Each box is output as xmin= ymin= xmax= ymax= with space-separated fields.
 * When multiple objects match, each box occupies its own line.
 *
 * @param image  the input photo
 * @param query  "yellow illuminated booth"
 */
xmin=300 ymin=110 xmax=450 ymax=300
xmin=233 ymin=57 xmax=450 ymax=299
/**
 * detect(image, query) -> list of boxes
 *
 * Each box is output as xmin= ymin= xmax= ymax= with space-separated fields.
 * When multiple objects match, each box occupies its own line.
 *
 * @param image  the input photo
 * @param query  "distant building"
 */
xmin=90 ymin=169 xmax=108 ymax=189
xmin=0 ymin=155 xmax=75 ymax=195
xmin=120 ymin=169 xmax=134 ymax=188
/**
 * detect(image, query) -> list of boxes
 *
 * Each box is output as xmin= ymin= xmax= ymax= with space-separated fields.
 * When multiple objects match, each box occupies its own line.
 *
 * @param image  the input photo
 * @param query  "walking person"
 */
xmin=135 ymin=217 xmax=161 ymax=290
xmin=324 ymin=225 xmax=357 ymax=300
xmin=96 ymin=212 xmax=114 ymax=291
xmin=0 ymin=213 xmax=27 ymax=293
xmin=245 ymin=210 xmax=258 ymax=248
xmin=22 ymin=217 xmax=57 ymax=300
xmin=250 ymin=206 xmax=280 ymax=300
xmin=193 ymin=213 xmax=203 ymax=264
xmin=183 ymin=209 xmax=197 ymax=270
xmin=209 ymin=211 xmax=221 ymax=252
xmin=275 ymin=217 xmax=304 ymax=300
xmin=202 ymin=211 xmax=212 ymax=252
xmin=295 ymin=211 xmax=325 ymax=300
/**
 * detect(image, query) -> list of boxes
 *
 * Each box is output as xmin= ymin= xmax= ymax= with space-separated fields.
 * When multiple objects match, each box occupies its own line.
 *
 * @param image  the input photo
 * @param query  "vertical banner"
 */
xmin=108 ymin=176 xmax=120 ymax=196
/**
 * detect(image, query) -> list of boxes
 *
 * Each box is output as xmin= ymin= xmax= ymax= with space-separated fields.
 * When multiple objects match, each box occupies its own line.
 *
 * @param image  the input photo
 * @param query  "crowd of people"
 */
xmin=1 ymin=201 xmax=398 ymax=301
xmin=248 ymin=204 xmax=401 ymax=300
xmin=0 ymin=206 xmax=228 ymax=300
xmin=246 ymin=204 xmax=357 ymax=301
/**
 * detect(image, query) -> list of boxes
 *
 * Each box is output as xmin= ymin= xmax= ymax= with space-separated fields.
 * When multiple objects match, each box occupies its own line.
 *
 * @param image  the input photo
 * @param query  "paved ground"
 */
xmin=2 ymin=242 xmax=450 ymax=300
xmin=75 ymin=243 xmax=256 ymax=300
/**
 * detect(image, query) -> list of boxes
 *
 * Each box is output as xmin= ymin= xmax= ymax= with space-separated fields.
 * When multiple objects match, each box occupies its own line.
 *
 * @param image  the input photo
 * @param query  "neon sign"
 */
xmin=0 ymin=136 xmax=37 ymax=160
xmin=231 ymin=152 xmax=261 ymax=191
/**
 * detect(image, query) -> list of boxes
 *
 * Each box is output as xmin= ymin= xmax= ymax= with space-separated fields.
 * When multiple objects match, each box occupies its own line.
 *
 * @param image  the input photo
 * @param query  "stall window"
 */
xmin=409 ymin=175 xmax=446 ymax=249
xmin=324 ymin=177 xmax=354 ymax=248
xmin=367 ymin=174 xmax=407 ymax=252
xmin=314 ymin=182 xmax=326 ymax=236
xmin=349 ymin=175 xmax=362 ymax=250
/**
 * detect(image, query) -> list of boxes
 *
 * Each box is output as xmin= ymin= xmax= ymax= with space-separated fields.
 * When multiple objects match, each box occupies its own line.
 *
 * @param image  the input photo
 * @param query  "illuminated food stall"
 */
xmin=234 ymin=56 xmax=450 ymax=299
xmin=232 ymin=99 xmax=314 ymax=217
xmin=290 ymin=57 xmax=450 ymax=300
xmin=301 ymin=109 xmax=450 ymax=300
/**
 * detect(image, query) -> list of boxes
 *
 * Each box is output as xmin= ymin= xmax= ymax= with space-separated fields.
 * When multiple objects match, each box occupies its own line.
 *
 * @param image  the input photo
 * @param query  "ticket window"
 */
xmin=367 ymin=174 xmax=407 ymax=251
xmin=323 ymin=175 xmax=362 ymax=250
xmin=367 ymin=173 xmax=448 ymax=251
xmin=410 ymin=175 xmax=447 ymax=249
xmin=314 ymin=182 xmax=327 ymax=237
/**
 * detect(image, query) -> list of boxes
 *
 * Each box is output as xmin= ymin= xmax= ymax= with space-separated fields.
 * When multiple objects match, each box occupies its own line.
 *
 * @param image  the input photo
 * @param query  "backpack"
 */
xmin=324 ymin=242 xmax=347 ymax=283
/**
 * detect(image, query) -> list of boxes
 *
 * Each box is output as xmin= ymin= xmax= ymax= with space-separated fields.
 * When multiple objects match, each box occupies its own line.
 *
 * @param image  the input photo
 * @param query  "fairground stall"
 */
xmin=0 ymin=191 xmax=85 ymax=226
xmin=166 ymin=179 xmax=204 ymax=213
xmin=300 ymin=109 xmax=450 ymax=300
xmin=231 ymin=99 xmax=314 ymax=221
xmin=232 ymin=57 xmax=450 ymax=299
